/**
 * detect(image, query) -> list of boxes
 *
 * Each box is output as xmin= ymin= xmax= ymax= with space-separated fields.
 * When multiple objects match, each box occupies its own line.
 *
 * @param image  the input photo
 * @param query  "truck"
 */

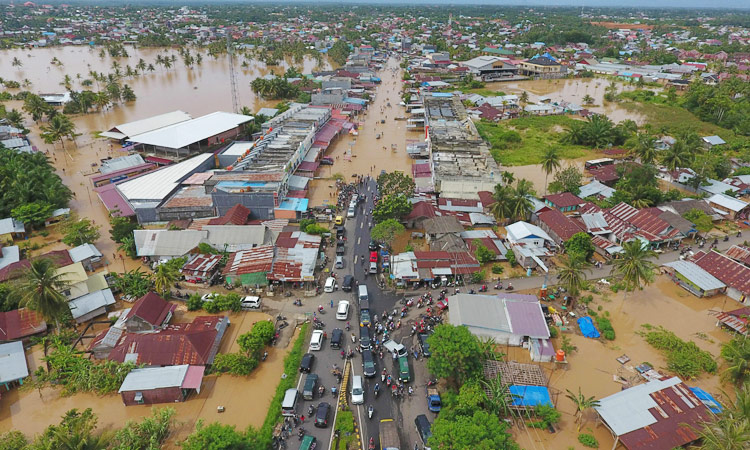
xmin=379 ymin=418 xmax=400 ymax=450
xmin=427 ymin=388 xmax=442 ymax=413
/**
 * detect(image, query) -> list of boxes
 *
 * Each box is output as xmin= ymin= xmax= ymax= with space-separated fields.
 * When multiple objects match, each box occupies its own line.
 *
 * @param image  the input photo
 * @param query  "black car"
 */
xmin=330 ymin=328 xmax=343 ymax=349
xmin=418 ymin=333 xmax=431 ymax=357
xmin=315 ymin=402 xmax=331 ymax=428
xmin=359 ymin=326 xmax=371 ymax=351
xmin=362 ymin=349 xmax=377 ymax=378
xmin=368 ymin=240 xmax=378 ymax=251
xmin=299 ymin=353 xmax=315 ymax=373
xmin=336 ymin=226 xmax=345 ymax=238
xmin=341 ymin=275 xmax=354 ymax=292
xmin=336 ymin=242 xmax=345 ymax=256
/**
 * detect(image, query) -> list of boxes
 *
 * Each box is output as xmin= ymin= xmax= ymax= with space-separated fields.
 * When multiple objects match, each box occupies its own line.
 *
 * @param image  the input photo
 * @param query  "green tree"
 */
xmin=429 ymin=409 xmax=518 ymax=450
xmin=328 ymin=40 xmax=351 ymax=66
xmin=426 ymin=324 xmax=483 ymax=386
xmin=696 ymin=382 xmax=750 ymax=450
xmin=565 ymin=232 xmax=595 ymax=262
xmin=5 ymin=109 xmax=25 ymax=130
xmin=109 ymin=407 xmax=175 ymax=450
xmin=633 ymin=132 xmax=658 ymax=165
xmin=61 ymin=216 xmax=101 ymax=247
xmin=111 ymin=269 xmax=152 ymax=298
xmin=556 ymin=256 xmax=591 ymax=297
xmin=11 ymin=201 xmax=53 ymax=230
xmin=377 ymin=171 xmax=416 ymax=197
xmin=153 ymin=257 xmax=186 ymax=299
xmin=370 ymin=219 xmax=405 ymax=247
xmin=40 ymin=114 xmax=78 ymax=149
xmin=22 ymin=93 xmax=50 ymax=122
xmin=540 ymin=147 xmax=562 ymax=195
xmin=548 ymin=166 xmax=583 ymax=195
xmin=474 ymin=240 xmax=495 ymax=265
xmin=684 ymin=208 xmax=713 ymax=235
xmin=109 ymin=215 xmax=139 ymax=243
xmin=660 ymin=139 xmax=692 ymax=172
xmin=582 ymin=94 xmax=594 ymax=105
xmin=372 ymin=194 xmax=412 ymax=222
xmin=565 ymin=388 xmax=601 ymax=431
xmin=180 ymin=421 xmax=255 ymax=450
xmin=14 ymin=258 xmax=70 ymax=332
xmin=30 ymin=408 xmax=112 ymax=450
xmin=721 ymin=336 xmax=750 ymax=386
xmin=610 ymin=240 xmax=657 ymax=292
xmin=0 ymin=430 xmax=27 ymax=450
xmin=121 ymin=84 xmax=136 ymax=102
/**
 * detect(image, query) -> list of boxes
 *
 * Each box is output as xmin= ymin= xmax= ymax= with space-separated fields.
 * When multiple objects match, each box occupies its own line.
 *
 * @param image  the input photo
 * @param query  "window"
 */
xmin=134 ymin=392 xmax=144 ymax=404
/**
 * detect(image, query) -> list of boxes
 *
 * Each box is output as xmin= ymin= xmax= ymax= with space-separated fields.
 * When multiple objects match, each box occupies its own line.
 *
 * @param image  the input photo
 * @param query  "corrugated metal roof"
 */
xmin=693 ymin=251 xmax=750 ymax=294
xmin=707 ymin=193 xmax=749 ymax=212
xmin=119 ymin=364 xmax=190 ymax=392
xmin=69 ymin=288 xmax=116 ymax=320
xmin=726 ymin=245 xmax=750 ymax=266
xmin=663 ymin=260 xmax=726 ymax=291
xmin=104 ymin=110 xmax=192 ymax=139
xmin=182 ymin=254 xmax=222 ymax=275
xmin=125 ymin=292 xmax=175 ymax=327
xmin=505 ymin=300 xmax=550 ymax=339
xmin=134 ymin=230 xmax=207 ymax=257
xmin=68 ymin=243 xmax=102 ymax=263
xmin=117 ymin=153 xmax=213 ymax=202
xmin=128 ymin=112 xmax=252 ymax=150
xmin=538 ymin=209 xmax=584 ymax=241
xmin=223 ymin=246 xmax=274 ymax=275
xmin=0 ymin=341 xmax=29 ymax=383
xmin=0 ymin=308 xmax=46 ymax=341
xmin=450 ymin=293 xmax=511 ymax=333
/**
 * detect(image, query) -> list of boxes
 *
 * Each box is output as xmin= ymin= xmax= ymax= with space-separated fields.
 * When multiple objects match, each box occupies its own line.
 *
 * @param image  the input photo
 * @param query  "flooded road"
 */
xmin=510 ymin=277 xmax=732 ymax=450
xmin=0 ymin=309 xmax=294 ymax=447
xmin=307 ymin=57 xmax=415 ymax=206
xmin=492 ymin=78 xmax=646 ymax=124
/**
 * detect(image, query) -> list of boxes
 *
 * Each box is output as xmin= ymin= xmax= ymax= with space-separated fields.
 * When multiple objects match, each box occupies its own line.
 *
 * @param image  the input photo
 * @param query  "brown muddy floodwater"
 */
xmin=307 ymin=57 xmax=415 ymax=207
xmin=508 ymin=277 xmax=732 ymax=450
xmin=0 ymin=309 xmax=294 ymax=447
xmin=493 ymin=78 xmax=647 ymax=124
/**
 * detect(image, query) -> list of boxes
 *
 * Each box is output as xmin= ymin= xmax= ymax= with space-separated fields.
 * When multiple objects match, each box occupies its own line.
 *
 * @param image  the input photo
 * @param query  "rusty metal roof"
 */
xmin=125 ymin=292 xmax=176 ymax=327
xmin=222 ymin=246 xmax=274 ymax=276
xmin=693 ymin=250 xmax=750 ymax=294
xmin=0 ymin=308 xmax=47 ymax=341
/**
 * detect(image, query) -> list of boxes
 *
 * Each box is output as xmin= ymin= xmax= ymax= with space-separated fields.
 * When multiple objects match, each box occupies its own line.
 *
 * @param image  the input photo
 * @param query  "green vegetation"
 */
xmin=548 ymin=166 xmax=584 ymax=196
xmin=153 ymin=257 xmax=186 ymax=299
xmin=61 ymin=215 xmax=101 ymax=247
xmin=640 ymin=326 xmax=717 ymax=378
xmin=373 ymin=194 xmax=412 ymax=222
xmin=476 ymin=116 xmax=588 ymax=166
xmin=685 ymin=208 xmax=714 ymax=234
xmin=333 ymin=410 xmax=356 ymax=450
xmin=488 ymin=176 xmax=535 ymax=223
xmin=427 ymin=324 xmax=484 ymax=387
xmin=610 ymin=240 xmax=657 ymax=292
xmin=328 ymin=40 xmax=351 ymax=66
xmin=1 ymin=148 xmax=72 ymax=221
xmin=527 ymin=404 xmax=561 ymax=429
xmin=683 ymin=78 xmax=750 ymax=136
xmin=562 ymin=114 xmax=634 ymax=149
xmin=370 ymin=218 xmax=405 ymax=247
xmin=110 ymin=269 xmax=151 ymax=298
xmin=696 ymin=382 xmax=750 ymax=450
xmin=377 ymin=171 xmax=416 ymax=197
xmin=556 ymin=256 xmax=591 ymax=297
xmin=474 ymin=240 xmax=495 ymax=264
xmin=566 ymin=388 xmax=601 ymax=431
xmin=189 ymin=292 xmax=243 ymax=314
xmin=578 ymin=433 xmax=599 ymax=448
xmin=595 ymin=313 xmax=616 ymax=340
xmin=109 ymin=407 xmax=176 ymax=450
xmin=721 ymin=335 xmax=750 ymax=385
xmin=13 ymin=258 xmax=71 ymax=331
xmin=565 ymin=232 xmax=595 ymax=262
xmin=179 ymin=421 xmax=264 ymax=450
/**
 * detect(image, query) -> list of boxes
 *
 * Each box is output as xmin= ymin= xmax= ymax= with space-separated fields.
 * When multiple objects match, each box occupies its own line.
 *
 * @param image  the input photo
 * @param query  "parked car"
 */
xmin=341 ymin=275 xmax=354 ymax=292
xmin=320 ymin=157 xmax=334 ymax=165
xmin=335 ymin=255 xmax=344 ymax=269
xmin=303 ymin=374 xmax=319 ymax=400
xmin=201 ymin=292 xmax=219 ymax=302
xmin=299 ymin=353 xmax=314 ymax=373
xmin=417 ymin=333 xmax=432 ymax=357
xmin=240 ymin=296 xmax=261 ymax=310
xmin=359 ymin=326 xmax=371 ymax=351
xmin=315 ymin=402 xmax=331 ymax=428
xmin=368 ymin=241 xmax=379 ymax=251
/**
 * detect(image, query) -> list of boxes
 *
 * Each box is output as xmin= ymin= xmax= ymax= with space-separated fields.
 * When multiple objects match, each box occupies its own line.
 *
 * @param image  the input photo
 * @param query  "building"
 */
xmin=692 ymin=250 xmax=750 ymax=303
xmin=578 ymin=180 xmax=615 ymax=199
xmin=0 ymin=309 xmax=47 ymax=342
xmin=702 ymin=135 xmax=726 ymax=149
xmin=461 ymin=229 xmax=509 ymax=261
xmin=715 ymin=307 xmax=750 ymax=335
xmin=543 ymin=192 xmax=584 ymax=213
xmin=0 ymin=244 xmax=20 ymax=271
xmin=134 ymin=229 xmax=206 ymax=260
xmin=423 ymin=216 xmax=465 ymax=244
xmin=725 ymin=245 xmax=750 ymax=267
xmin=390 ymin=251 xmax=480 ymax=287
xmin=120 ymin=292 xmax=176 ymax=333
xmin=56 ymin=262 xmax=116 ymax=323
xmin=119 ymin=365 xmax=205 ymax=406
xmin=706 ymin=193 xmax=750 ymax=220
xmin=0 ymin=217 xmax=26 ymax=242
xmin=181 ymin=253 xmax=223 ymax=284
xmin=459 ymin=55 xmax=518 ymax=80
xmin=223 ymin=245 xmax=275 ymax=286
xmin=594 ymin=377 xmax=711 ymax=450
xmin=536 ymin=209 xmax=585 ymax=244
xmin=518 ymin=56 xmax=565 ymax=78
xmin=449 ymin=293 xmax=553 ymax=362
xmin=504 ymin=222 xmax=555 ymax=269
xmin=68 ymin=243 xmax=103 ymax=272
xmin=0 ymin=341 xmax=29 ymax=392
xmin=100 ymin=111 xmax=193 ymax=142
xmin=661 ymin=260 xmax=726 ymax=297
xmin=267 ymin=231 xmax=322 ymax=283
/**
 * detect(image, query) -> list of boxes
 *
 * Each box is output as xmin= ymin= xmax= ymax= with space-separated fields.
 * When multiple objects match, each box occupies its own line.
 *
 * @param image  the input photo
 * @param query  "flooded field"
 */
xmin=510 ymin=277 xmax=732 ymax=450
xmin=307 ymin=57 xmax=415 ymax=207
xmin=493 ymin=78 xmax=647 ymax=124
xmin=0 ymin=309 xmax=293 ymax=446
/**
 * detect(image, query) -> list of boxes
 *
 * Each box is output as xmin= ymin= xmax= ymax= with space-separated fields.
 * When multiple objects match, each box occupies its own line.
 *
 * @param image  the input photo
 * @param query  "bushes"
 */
xmin=506 ymin=249 xmax=517 ymax=267
xmin=470 ymin=270 xmax=486 ymax=283
xmin=212 ymin=353 xmax=259 ymax=376
xmin=213 ymin=320 xmax=276 ymax=376
xmin=186 ymin=293 xmax=203 ymax=311
xmin=640 ymin=326 xmax=717 ymax=378
xmin=196 ymin=293 xmax=242 ymax=313
xmin=578 ymin=433 xmax=599 ymax=448
xmin=492 ymin=264 xmax=504 ymax=274
xmin=549 ymin=326 xmax=559 ymax=339
xmin=527 ymin=404 xmax=561 ymax=429
xmin=595 ymin=314 xmax=616 ymax=341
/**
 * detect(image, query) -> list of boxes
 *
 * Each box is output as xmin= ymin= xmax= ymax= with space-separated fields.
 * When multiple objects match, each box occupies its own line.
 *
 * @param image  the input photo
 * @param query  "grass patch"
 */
xmin=476 ymin=116 xmax=590 ymax=165
xmin=259 ymin=323 xmax=309 ymax=444
xmin=638 ymin=325 xmax=716 ymax=379
xmin=333 ymin=409 xmax=357 ymax=450
xmin=466 ymin=88 xmax=507 ymax=97
xmin=618 ymin=101 xmax=733 ymax=139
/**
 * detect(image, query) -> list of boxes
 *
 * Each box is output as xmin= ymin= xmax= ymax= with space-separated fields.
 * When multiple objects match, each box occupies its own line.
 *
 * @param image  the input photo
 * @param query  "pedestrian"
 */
xmin=300 ymin=415 xmax=305 ymax=424
xmin=330 ymin=299 xmax=334 ymax=308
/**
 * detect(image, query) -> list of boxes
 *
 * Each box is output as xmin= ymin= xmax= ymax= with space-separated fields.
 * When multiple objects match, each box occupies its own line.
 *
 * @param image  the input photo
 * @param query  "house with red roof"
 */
xmin=536 ymin=209 xmax=585 ymax=245
xmin=207 ymin=204 xmax=252 ymax=225
xmin=223 ymin=245 xmax=274 ymax=286
xmin=543 ymin=192 xmax=585 ymax=213
xmin=121 ymin=292 xmax=176 ymax=333
xmin=0 ymin=309 xmax=47 ymax=342
xmin=181 ymin=253 xmax=223 ymax=283
xmin=692 ymin=250 xmax=750 ymax=304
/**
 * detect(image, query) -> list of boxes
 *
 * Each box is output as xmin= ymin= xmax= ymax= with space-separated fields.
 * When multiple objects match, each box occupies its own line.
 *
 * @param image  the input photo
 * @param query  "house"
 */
xmin=0 ymin=341 xmax=29 ymax=391
xmin=121 ymin=292 xmax=176 ymax=333
xmin=67 ymin=243 xmax=103 ymax=271
xmin=267 ymin=231 xmax=322 ymax=283
xmin=692 ymin=250 xmax=750 ymax=303
xmin=0 ymin=309 xmax=47 ymax=342
xmin=518 ymin=56 xmax=565 ymax=78
xmin=594 ymin=377 xmax=711 ymax=450
xmin=222 ymin=245 xmax=274 ymax=286
xmin=134 ymin=229 xmax=207 ymax=260
xmin=505 ymin=221 xmax=555 ymax=270
xmin=104 ymin=315 xmax=230 ymax=366
xmin=726 ymin=245 xmax=750 ymax=267
xmin=0 ymin=249 xmax=73 ymax=282
xmin=588 ymin=165 xmax=621 ymax=187
xmin=181 ymin=253 xmax=222 ymax=284
xmin=706 ymin=193 xmax=750 ymax=220
xmin=461 ymin=230 xmax=509 ymax=261
xmin=700 ymin=179 xmax=738 ymax=196
xmin=536 ymin=209 xmax=585 ymax=245
xmin=207 ymin=204 xmax=252 ymax=225
xmin=542 ymin=192 xmax=584 ymax=213
xmin=0 ymin=245 xmax=20 ymax=271
xmin=661 ymin=260 xmax=726 ymax=297
xmin=118 ymin=365 xmax=205 ymax=406
xmin=390 ymin=251 xmax=480 ymax=287
xmin=660 ymin=199 xmax=717 ymax=219
xmin=715 ymin=307 xmax=750 ymax=335
xmin=422 ymin=216 xmax=465 ymax=244
xmin=578 ymin=180 xmax=615 ymax=199
xmin=0 ymin=218 xmax=25 ymax=242
xmin=449 ymin=293 xmax=553 ymax=362
xmin=403 ymin=201 xmax=437 ymax=229
xmin=702 ymin=135 xmax=726 ymax=149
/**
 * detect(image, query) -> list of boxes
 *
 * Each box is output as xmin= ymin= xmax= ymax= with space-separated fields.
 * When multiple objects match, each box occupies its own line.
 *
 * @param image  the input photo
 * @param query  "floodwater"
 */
xmin=493 ymin=78 xmax=646 ymax=124
xmin=509 ymin=277 xmax=732 ymax=450
xmin=0 ymin=309 xmax=295 ymax=447
xmin=307 ymin=57 xmax=415 ymax=207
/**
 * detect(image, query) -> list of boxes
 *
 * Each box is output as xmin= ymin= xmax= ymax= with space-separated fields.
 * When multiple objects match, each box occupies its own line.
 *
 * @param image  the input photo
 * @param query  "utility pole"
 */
xmin=227 ymin=33 xmax=240 ymax=114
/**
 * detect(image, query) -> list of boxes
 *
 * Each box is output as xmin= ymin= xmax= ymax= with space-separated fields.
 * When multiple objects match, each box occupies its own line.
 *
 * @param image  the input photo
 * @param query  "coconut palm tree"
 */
xmin=633 ymin=132 xmax=658 ymax=165
xmin=5 ymin=109 xmax=24 ymax=129
xmin=582 ymin=94 xmax=594 ymax=105
xmin=660 ymin=140 xmax=692 ymax=172
xmin=721 ymin=336 xmax=750 ymax=385
xmin=23 ymin=93 xmax=50 ymax=122
xmin=13 ymin=258 xmax=70 ymax=332
xmin=610 ymin=240 xmax=657 ymax=293
xmin=556 ymin=256 xmax=591 ymax=297
xmin=519 ymin=91 xmax=529 ymax=105
xmin=540 ymin=147 xmax=562 ymax=195
xmin=489 ymin=184 xmax=513 ymax=224
xmin=12 ymin=56 xmax=22 ymax=67
xmin=153 ymin=259 xmax=183 ymax=299
xmin=40 ymin=114 xmax=77 ymax=150
xmin=696 ymin=383 xmax=750 ymax=450
xmin=565 ymin=387 xmax=600 ymax=431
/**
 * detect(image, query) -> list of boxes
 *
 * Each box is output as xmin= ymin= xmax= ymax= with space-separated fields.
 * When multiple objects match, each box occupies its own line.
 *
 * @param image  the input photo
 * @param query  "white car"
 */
xmin=241 ymin=296 xmax=261 ymax=309
xmin=201 ymin=292 xmax=220 ymax=302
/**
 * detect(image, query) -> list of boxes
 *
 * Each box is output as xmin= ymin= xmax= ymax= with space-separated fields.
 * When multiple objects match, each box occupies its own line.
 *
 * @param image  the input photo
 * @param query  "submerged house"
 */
xmin=119 ymin=364 xmax=205 ymax=406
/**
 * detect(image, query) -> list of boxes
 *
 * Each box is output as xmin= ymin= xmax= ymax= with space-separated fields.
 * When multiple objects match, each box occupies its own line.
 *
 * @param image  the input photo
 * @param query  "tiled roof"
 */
xmin=125 ymin=292 xmax=176 ymax=327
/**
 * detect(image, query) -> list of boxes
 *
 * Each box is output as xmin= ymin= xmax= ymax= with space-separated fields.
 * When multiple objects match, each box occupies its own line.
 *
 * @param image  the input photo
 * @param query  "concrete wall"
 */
xmin=212 ymin=191 xmax=276 ymax=220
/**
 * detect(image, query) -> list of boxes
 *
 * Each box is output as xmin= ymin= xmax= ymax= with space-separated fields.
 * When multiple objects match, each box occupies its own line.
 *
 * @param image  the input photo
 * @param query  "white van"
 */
xmin=240 ymin=296 xmax=261 ymax=310
xmin=369 ymin=261 xmax=378 ymax=274
xmin=347 ymin=205 xmax=356 ymax=218
xmin=310 ymin=330 xmax=324 ymax=351
xmin=281 ymin=388 xmax=299 ymax=416
xmin=351 ymin=375 xmax=364 ymax=405
xmin=324 ymin=277 xmax=337 ymax=293
xmin=383 ymin=339 xmax=408 ymax=358
xmin=336 ymin=300 xmax=350 ymax=320
xmin=358 ymin=285 xmax=369 ymax=302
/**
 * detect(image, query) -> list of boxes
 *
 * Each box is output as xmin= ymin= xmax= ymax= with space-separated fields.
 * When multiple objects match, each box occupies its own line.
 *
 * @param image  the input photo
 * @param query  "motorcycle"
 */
xmin=479 ymin=285 xmax=488 ymax=292
xmin=368 ymin=405 xmax=374 ymax=420
xmin=368 ymin=437 xmax=376 ymax=450
xmin=298 ymin=427 xmax=305 ymax=441
xmin=374 ymin=384 xmax=380 ymax=397
xmin=468 ymin=289 xmax=476 ymax=295
xmin=318 ymin=386 xmax=325 ymax=397
xmin=293 ymin=299 xmax=303 ymax=306
xmin=506 ymin=284 xmax=513 ymax=291
xmin=381 ymin=370 xmax=387 ymax=382
xmin=495 ymin=282 xmax=503 ymax=290
xmin=427 ymin=378 xmax=438 ymax=387
xmin=262 ymin=351 xmax=268 ymax=361
xmin=317 ymin=305 xmax=326 ymax=314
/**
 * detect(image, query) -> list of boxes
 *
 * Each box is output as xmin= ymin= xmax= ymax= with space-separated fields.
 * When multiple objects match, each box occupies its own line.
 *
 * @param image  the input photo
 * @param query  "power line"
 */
xmin=227 ymin=34 xmax=240 ymax=114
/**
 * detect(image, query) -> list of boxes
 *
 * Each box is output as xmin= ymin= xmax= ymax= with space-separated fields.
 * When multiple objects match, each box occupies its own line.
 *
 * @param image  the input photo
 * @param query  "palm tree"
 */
xmin=556 ymin=256 xmax=591 ymax=297
xmin=660 ymin=140 xmax=691 ymax=172
xmin=610 ymin=240 xmax=657 ymax=293
xmin=519 ymin=91 xmax=529 ymax=105
xmin=13 ymin=258 xmax=70 ymax=332
xmin=153 ymin=261 xmax=181 ymax=298
xmin=40 ymin=114 xmax=77 ymax=150
xmin=5 ymin=109 xmax=24 ymax=129
xmin=540 ymin=147 xmax=562 ymax=195
xmin=23 ymin=93 xmax=50 ymax=122
xmin=565 ymin=387 xmax=600 ymax=431
xmin=582 ymin=94 xmax=594 ymax=105
xmin=489 ymin=184 xmax=513 ymax=224
xmin=721 ymin=337 xmax=750 ymax=385
xmin=633 ymin=132 xmax=657 ymax=165
xmin=696 ymin=383 xmax=750 ymax=450
xmin=11 ymin=56 xmax=22 ymax=67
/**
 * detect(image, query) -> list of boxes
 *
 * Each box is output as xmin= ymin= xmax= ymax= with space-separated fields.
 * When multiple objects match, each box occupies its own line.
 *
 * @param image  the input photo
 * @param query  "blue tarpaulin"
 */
xmin=509 ymin=385 xmax=553 ymax=407
xmin=577 ymin=317 xmax=601 ymax=338
xmin=690 ymin=387 xmax=723 ymax=413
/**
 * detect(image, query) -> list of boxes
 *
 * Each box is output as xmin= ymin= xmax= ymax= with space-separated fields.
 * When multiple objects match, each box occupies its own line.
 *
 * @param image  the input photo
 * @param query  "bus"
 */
xmin=584 ymin=158 xmax=614 ymax=170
